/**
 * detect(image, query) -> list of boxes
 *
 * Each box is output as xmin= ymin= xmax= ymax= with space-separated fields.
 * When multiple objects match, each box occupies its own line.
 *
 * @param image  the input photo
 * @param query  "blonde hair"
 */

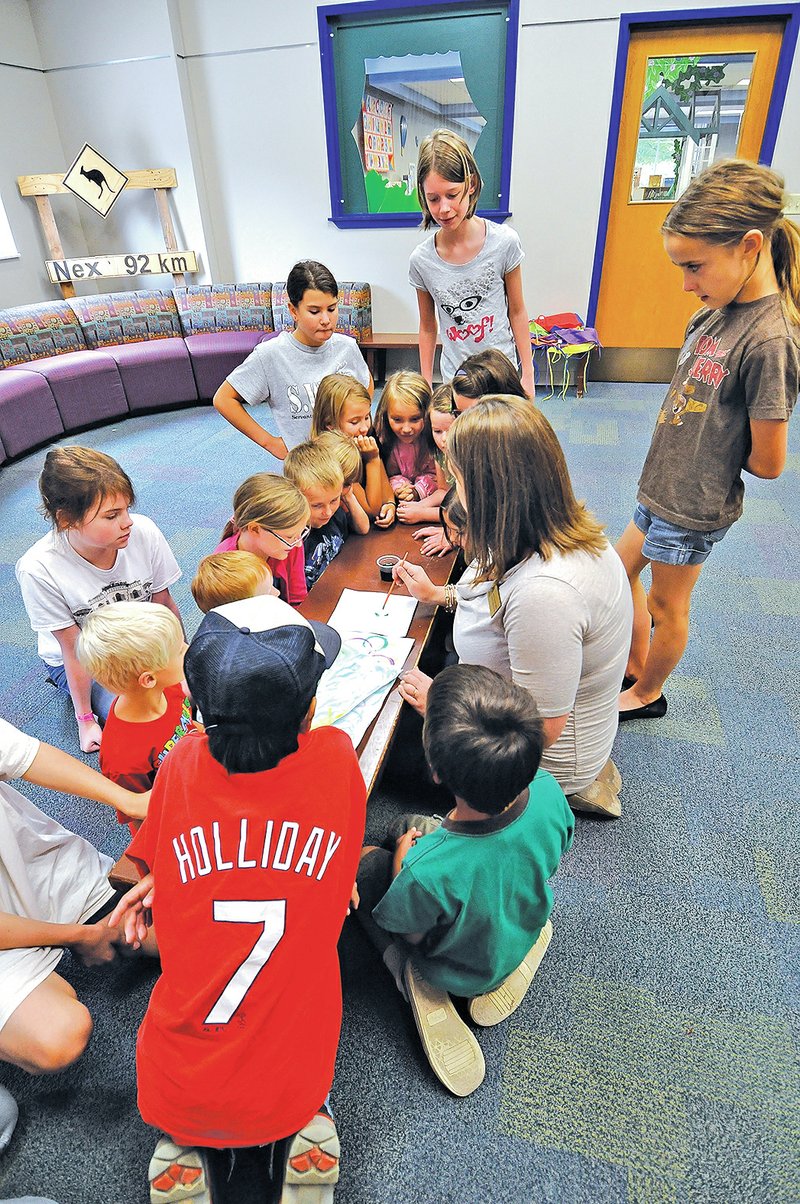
xmin=77 ymin=602 xmax=183 ymax=694
xmin=416 ymin=128 xmax=483 ymax=231
xmin=430 ymin=382 xmax=456 ymax=416
xmin=311 ymin=373 xmax=372 ymax=438
xmin=663 ymin=159 xmax=800 ymax=325
xmin=284 ymin=441 xmax=344 ymax=493
xmin=192 ymin=551 xmax=272 ymax=614
xmin=221 ymin=473 xmax=310 ymax=541
xmin=447 ymin=395 xmax=606 ymax=583
xmin=314 ymin=430 xmax=362 ymax=486
xmin=39 ymin=446 xmax=135 ymax=530
xmin=374 ymin=371 xmax=435 ymax=464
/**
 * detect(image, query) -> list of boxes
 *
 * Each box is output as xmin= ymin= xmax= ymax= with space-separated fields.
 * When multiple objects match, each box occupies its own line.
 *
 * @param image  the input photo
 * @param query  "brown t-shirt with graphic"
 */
xmin=638 ymin=295 xmax=799 ymax=531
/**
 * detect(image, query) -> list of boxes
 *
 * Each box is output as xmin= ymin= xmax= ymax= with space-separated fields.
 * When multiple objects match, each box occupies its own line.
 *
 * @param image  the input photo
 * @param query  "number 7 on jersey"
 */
xmin=204 ymin=899 xmax=286 ymax=1025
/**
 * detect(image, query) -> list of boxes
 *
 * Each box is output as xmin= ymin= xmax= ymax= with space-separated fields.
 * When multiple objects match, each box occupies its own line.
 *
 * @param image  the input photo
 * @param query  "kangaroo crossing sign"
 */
xmin=63 ymin=143 xmax=128 ymax=218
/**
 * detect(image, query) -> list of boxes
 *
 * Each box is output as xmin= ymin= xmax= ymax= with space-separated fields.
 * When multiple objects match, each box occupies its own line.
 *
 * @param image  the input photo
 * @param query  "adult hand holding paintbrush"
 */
xmin=391 ymin=557 xmax=448 ymax=607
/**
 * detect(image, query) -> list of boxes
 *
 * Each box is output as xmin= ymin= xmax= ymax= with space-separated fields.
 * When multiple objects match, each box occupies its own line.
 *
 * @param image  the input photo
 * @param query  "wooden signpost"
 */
xmin=18 ymin=164 xmax=197 ymax=298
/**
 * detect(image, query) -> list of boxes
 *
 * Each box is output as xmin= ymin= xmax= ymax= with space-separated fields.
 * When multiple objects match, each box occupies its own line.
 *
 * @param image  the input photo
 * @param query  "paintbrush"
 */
xmin=381 ymin=554 xmax=407 ymax=611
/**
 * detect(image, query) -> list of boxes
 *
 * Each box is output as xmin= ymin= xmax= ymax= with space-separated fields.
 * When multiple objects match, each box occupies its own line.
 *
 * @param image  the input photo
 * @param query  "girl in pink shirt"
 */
xmin=374 ymin=372 xmax=437 ymax=505
xmin=215 ymin=474 xmax=310 ymax=606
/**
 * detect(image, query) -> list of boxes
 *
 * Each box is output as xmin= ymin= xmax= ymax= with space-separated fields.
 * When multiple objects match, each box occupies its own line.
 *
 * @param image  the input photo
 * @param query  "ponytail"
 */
xmin=771 ymin=216 xmax=800 ymax=326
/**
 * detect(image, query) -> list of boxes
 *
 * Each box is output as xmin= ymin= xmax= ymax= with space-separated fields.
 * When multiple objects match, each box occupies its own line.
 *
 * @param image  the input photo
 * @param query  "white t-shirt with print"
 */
xmin=16 ymin=513 xmax=181 ymax=666
xmin=227 ymin=330 xmax=371 ymax=450
xmin=409 ymin=219 xmax=524 ymax=380
xmin=0 ymin=717 xmax=113 ymax=1030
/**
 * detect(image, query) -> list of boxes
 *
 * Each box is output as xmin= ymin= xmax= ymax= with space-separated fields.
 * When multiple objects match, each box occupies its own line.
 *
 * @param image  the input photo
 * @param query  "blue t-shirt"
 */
xmin=303 ymin=507 xmax=349 ymax=588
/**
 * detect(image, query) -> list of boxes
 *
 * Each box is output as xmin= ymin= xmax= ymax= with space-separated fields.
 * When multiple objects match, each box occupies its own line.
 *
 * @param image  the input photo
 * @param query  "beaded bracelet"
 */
xmin=443 ymin=584 xmax=458 ymax=613
xmin=75 ymin=712 xmax=95 ymax=723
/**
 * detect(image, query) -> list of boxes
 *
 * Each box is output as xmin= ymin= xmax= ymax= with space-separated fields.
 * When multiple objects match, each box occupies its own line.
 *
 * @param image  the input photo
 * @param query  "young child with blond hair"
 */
xmin=191 ymin=550 xmax=277 ymax=613
xmin=215 ymin=473 xmax=311 ymax=606
xmin=284 ymin=440 xmax=369 ymax=588
xmin=77 ymin=602 xmax=193 ymax=835
xmin=311 ymin=373 xmax=395 ymax=526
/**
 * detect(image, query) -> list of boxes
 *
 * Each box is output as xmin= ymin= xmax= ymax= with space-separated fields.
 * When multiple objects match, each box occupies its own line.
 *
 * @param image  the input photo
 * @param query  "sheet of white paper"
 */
xmin=312 ymin=633 xmax=414 ymax=746
xmin=327 ymin=589 xmax=416 ymax=639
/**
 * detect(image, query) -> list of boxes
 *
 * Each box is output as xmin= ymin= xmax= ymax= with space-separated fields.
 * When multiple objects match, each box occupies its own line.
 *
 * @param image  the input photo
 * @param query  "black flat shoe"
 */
xmin=618 ymin=695 xmax=668 ymax=721
xmin=620 ymin=675 xmax=637 ymax=691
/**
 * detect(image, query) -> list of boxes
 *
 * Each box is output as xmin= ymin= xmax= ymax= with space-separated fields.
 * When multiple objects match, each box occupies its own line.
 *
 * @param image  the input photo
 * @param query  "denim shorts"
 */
xmin=633 ymin=502 xmax=730 ymax=566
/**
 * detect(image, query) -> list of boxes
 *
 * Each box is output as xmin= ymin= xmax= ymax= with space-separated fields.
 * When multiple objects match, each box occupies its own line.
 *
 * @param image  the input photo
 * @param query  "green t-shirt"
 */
xmin=372 ymin=769 xmax=574 ymax=996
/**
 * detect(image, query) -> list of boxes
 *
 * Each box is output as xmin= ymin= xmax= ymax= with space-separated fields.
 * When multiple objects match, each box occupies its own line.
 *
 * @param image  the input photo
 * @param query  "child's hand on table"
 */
xmin=374 ymin=501 xmax=396 ymax=528
xmin=412 ymin=526 xmax=451 ymax=556
xmin=397 ymin=498 xmax=426 ymax=522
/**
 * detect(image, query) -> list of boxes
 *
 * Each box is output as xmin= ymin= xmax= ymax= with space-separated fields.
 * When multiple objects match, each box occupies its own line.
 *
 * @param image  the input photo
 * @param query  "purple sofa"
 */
xmin=0 ymin=281 xmax=372 ymax=463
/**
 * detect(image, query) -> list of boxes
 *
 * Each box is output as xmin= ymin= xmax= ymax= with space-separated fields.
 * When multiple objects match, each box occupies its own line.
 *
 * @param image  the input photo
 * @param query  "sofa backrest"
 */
xmin=172 ymin=283 xmax=274 ymax=336
xmin=68 ymin=290 xmax=182 ymax=348
xmin=271 ymin=281 xmax=372 ymax=344
xmin=0 ymin=300 xmax=88 ymax=366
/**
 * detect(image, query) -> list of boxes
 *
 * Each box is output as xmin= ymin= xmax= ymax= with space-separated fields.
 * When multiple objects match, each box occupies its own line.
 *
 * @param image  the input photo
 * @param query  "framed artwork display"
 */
xmin=318 ymin=0 xmax=520 ymax=228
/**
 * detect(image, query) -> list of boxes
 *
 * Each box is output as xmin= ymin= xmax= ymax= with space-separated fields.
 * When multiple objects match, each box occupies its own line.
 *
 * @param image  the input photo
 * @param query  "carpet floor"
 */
xmin=0 ymin=383 xmax=797 ymax=1204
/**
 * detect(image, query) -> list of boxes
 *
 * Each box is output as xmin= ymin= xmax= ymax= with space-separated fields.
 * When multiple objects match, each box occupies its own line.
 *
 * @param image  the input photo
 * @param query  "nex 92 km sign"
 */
xmin=46 ymin=250 xmax=198 ymax=283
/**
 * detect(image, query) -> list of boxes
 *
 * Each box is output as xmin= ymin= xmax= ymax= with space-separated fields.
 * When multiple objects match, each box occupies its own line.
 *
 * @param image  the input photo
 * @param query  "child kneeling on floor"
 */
xmin=112 ymin=594 xmax=366 ymax=1204
xmin=77 ymin=602 xmax=193 ymax=837
xmin=355 ymin=664 xmax=574 ymax=1097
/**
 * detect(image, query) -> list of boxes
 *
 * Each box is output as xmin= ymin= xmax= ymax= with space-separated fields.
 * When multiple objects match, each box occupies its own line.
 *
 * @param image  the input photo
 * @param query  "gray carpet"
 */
xmin=0 ymin=384 xmax=798 ymax=1204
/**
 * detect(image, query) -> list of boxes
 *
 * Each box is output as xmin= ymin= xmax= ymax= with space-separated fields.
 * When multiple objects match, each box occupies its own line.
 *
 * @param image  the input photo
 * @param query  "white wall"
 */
xmin=1 ymin=0 xmax=798 ymax=322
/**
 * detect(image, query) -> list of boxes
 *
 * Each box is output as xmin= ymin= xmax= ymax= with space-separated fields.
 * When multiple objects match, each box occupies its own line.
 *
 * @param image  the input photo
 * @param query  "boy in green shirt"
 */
xmin=355 ymin=664 xmax=574 ymax=1097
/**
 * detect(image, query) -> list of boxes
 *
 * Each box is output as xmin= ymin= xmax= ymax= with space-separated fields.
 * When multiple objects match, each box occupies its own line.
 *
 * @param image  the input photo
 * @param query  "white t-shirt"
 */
xmin=408 ymin=219 xmax=524 ymax=380
xmin=0 ymin=717 xmax=113 ymax=1030
xmin=453 ymin=543 xmax=632 ymax=795
xmin=227 ymin=330 xmax=371 ymax=450
xmin=16 ymin=513 xmax=181 ymax=666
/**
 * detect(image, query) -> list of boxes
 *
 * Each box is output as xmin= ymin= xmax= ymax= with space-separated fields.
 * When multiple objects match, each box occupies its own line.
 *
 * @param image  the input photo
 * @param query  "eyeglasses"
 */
xmin=267 ymin=526 xmax=310 ymax=549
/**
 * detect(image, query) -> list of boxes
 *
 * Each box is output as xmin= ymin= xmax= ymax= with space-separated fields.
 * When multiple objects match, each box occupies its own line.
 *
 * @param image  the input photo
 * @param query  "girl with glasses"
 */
xmin=214 ymin=474 xmax=311 ymax=606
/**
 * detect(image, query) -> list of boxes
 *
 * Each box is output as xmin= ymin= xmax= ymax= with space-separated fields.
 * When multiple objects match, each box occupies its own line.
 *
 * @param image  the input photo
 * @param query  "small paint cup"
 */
xmin=377 ymin=554 xmax=400 ymax=582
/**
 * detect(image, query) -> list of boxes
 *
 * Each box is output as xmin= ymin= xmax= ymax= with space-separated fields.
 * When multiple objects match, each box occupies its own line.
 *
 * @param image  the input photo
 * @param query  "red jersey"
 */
xmin=214 ymin=533 xmax=307 ymax=606
xmin=128 ymin=726 xmax=366 ymax=1148
xmin=100 ymin=683 xmax=195 ymax=831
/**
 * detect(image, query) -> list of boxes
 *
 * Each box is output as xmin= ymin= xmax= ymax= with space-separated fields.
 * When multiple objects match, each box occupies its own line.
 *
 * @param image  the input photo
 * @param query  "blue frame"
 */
xmin=587 ymin=4 xmax=800 ymax=326
xmin=317 ymin=0 xmax=520 ymax=229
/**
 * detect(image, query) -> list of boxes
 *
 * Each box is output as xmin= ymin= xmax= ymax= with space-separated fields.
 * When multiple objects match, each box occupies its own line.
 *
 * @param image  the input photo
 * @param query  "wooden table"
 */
xmin=359 ymin=333 xmax=440 ymax=382
xmin=109 ymin=524 xmax=455 ymax=891
xmin=298 ymin=522 xmax=456 ymax=796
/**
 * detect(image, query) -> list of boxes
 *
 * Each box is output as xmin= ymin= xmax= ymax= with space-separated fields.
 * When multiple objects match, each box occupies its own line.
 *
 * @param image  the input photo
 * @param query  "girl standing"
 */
xmin=215 ymin=474 xmax=311 ymax=606
xmin=214 ymin=260 xmax=373 ymax=460
xmin=617 ymin=160 xmax=800 ymax=721
xmin=374 ymin=371 xmax=437 ymax=507
xmin=311 ymin=373 xmax=395 ymax=526
xmin=15 ymin=447 xmax=182 ymax=753
xmin=410 ymin=129 xmax=534 ymax=397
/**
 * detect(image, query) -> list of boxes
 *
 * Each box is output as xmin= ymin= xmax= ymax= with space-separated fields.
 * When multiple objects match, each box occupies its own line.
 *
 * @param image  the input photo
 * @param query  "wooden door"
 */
xmin=595 ymin=21 xmax=785 ymax=352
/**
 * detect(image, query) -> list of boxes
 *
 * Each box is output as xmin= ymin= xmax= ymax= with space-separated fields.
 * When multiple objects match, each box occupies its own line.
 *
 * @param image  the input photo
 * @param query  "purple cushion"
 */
xmin=5 ymin=350 xmax=129 ymax=430
xmin=184 ymin=330 xmax=274 ymax=399
xmin=102 ymin=338 xmax=198 ymax=412
xmin=0 ymin=368 xmax=65 ymax=459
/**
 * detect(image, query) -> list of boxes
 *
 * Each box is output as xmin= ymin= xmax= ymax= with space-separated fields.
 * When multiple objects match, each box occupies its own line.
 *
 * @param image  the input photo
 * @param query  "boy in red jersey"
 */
xmin=76 ymin=602 xmax=193 ymax=836
xmin=111 ymin=594 xmax=365 ymax=1204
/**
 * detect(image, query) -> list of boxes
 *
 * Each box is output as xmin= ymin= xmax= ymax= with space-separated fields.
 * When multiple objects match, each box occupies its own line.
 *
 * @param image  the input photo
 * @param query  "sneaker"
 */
xmin=285 ymin=1111 xmax=340 ymax=1186
xmin=568 ymin=778 xmax=621 ymax=818
xmin=149 ymin=1137 xmax=210 ymax=1203
xmin=468 ymin=920 xmax=553 ymax=1027
xmin=384 ymin=813 xmax=444 ymax=844
xmin=403 ymin=959 xmax=485 ymax=1097
xmin=596 ymin=758 xmax=622 ymax=795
